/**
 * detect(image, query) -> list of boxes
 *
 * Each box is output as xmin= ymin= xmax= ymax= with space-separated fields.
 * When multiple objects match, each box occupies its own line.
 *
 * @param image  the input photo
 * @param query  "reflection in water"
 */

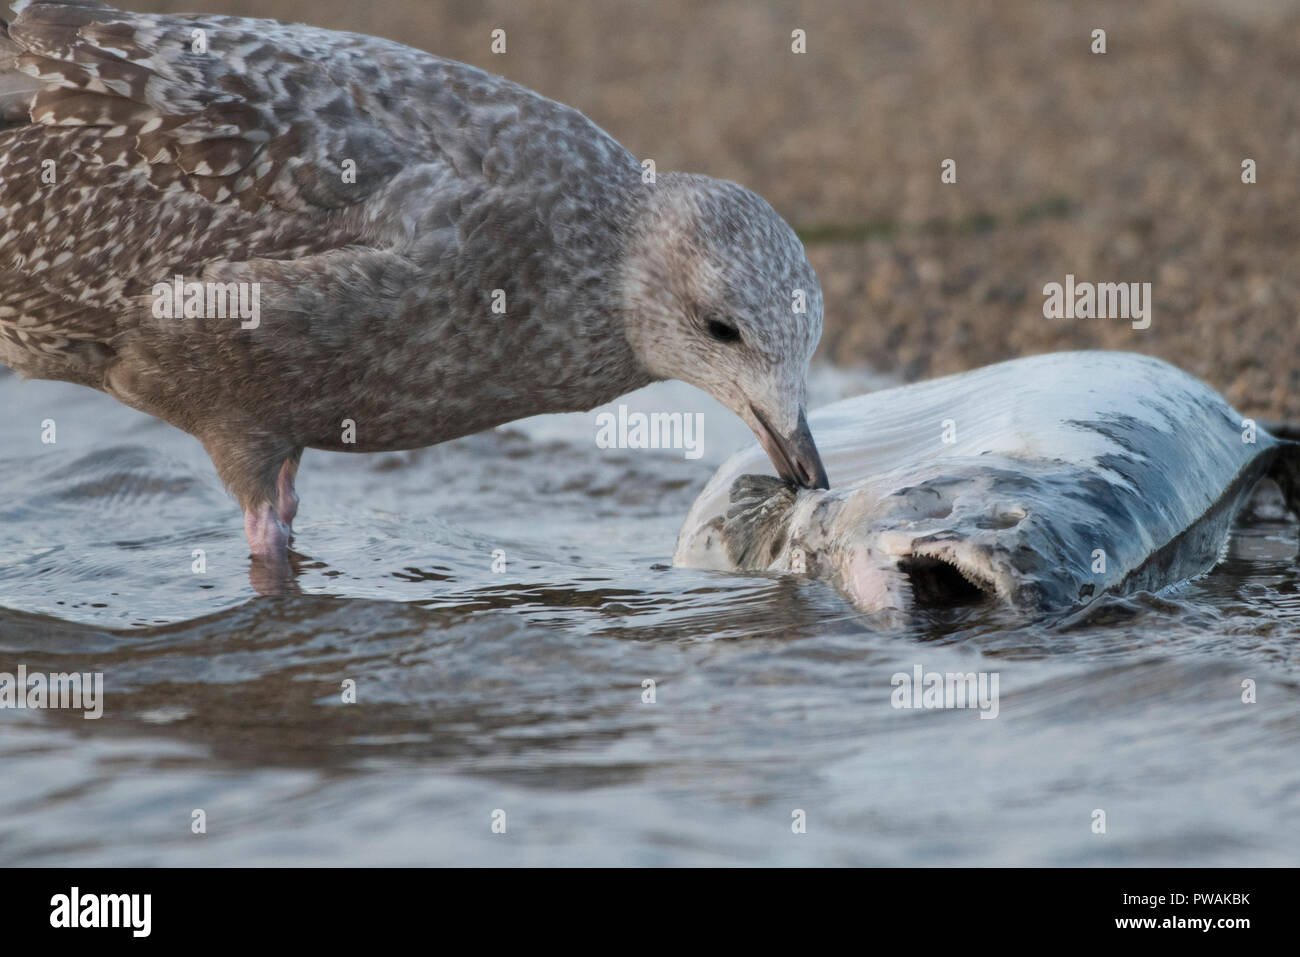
xmin=1 ymin=370 xmax=1298 ymax=865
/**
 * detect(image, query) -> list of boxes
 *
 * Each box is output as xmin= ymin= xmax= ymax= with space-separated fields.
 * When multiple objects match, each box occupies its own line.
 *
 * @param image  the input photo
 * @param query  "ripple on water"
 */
xmin=1 ymin=371 xmax=1298 ymax=865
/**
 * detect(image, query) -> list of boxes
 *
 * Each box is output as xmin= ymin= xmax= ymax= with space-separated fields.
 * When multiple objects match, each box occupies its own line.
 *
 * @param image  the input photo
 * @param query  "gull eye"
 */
xmin=706 ymin=317 xmax=741 ymax=343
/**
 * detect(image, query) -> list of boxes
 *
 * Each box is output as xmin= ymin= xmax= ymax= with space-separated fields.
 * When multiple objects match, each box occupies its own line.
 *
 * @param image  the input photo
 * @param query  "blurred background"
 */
xmin=130 ymin=0 xmax=1300 ymax=416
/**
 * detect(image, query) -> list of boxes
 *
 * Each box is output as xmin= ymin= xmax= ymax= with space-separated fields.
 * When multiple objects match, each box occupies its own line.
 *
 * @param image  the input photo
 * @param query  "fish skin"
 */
xmin=675 ymin=351 xmax=1300 ymax=615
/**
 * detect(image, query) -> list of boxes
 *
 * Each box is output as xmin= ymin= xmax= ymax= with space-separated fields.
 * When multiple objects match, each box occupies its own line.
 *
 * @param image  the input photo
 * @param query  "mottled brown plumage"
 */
xmin=0 ymin=0 xmax=827 ymax=580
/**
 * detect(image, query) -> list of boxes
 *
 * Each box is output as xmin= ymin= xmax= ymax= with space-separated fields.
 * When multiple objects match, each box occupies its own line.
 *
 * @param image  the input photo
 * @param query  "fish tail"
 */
xmin=1261 ymin=419 xmax=1300 ymax=443
xmin=1266 ymin=439 xmax=1300 ymax=520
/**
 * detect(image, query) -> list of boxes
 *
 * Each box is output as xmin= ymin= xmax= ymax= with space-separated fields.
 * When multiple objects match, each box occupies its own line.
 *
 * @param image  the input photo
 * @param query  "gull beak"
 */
xmin=750 ymin=406 xmax=830 ymax=490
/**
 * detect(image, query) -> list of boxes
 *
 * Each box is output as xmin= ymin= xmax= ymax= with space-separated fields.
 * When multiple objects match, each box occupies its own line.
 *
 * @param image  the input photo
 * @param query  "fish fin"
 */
xmin=723 ymin=474 xmax=796 ymax=569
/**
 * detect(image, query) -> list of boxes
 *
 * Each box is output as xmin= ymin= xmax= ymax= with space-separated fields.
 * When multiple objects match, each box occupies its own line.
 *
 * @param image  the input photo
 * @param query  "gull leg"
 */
xmin=245 ymin=501 xmax=295 ymax=595
xmin=275 ymin=453 xmax=302 ymax=526
xmin=203 ymin=436 xmax=303 ymax=594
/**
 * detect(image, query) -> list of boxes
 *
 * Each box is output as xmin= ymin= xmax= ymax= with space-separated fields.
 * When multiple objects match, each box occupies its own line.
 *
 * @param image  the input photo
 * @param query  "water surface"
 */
xmin=1 ymin=367 xmax=1297 ymax=865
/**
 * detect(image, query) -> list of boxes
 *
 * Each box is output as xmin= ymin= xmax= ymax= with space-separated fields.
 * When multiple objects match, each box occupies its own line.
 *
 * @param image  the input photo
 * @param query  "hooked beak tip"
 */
xmin=751 ymin=406 xmax=830 ymax=491
xmin=798 ymin=451 xmax=831 ymax=491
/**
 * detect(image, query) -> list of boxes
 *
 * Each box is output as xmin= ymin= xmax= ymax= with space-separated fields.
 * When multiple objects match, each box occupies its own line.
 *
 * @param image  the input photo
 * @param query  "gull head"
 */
xmin=621 ymin=172 xmax=829 ymax=490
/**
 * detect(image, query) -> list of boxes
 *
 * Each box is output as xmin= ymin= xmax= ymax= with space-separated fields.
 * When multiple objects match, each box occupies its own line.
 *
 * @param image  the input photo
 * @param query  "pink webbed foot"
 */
xmin=245 ymin=502 xmax=294 ymax=595
xmin=245 ymin=502 xmax=291 ymax=557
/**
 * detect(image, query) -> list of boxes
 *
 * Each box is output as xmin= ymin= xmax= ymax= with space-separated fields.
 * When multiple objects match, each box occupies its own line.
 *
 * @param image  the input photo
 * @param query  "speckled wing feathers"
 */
xmin=7 ymin=0 xmax=427 ymax=210
xmin=0 ymin=0 xmax=603 ymax=374
xmin=1 ymin=0 xmax=654 ymax=517
xmin=1 ymin=1 xmax=640 ymax=363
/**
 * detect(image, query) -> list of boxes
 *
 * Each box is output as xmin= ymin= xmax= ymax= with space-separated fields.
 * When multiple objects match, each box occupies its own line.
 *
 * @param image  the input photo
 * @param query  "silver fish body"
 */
xmin=674 ymin=352 xmax=1300 ymax=613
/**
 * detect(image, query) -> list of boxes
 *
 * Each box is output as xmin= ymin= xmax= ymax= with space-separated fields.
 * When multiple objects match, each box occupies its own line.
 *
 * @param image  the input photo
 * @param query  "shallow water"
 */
xmin=1 ymin=366 xmax=1298 ymax=866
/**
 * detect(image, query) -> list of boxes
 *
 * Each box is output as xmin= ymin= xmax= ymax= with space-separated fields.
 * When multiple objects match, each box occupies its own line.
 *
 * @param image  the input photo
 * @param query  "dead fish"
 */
xmin=674 ymin=352 xmax=1300 ymax=614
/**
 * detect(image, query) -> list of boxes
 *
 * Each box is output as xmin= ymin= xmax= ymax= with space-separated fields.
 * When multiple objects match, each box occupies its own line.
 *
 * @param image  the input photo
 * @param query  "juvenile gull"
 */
xmin=0 ymin=0 xmax=828 ymax=578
